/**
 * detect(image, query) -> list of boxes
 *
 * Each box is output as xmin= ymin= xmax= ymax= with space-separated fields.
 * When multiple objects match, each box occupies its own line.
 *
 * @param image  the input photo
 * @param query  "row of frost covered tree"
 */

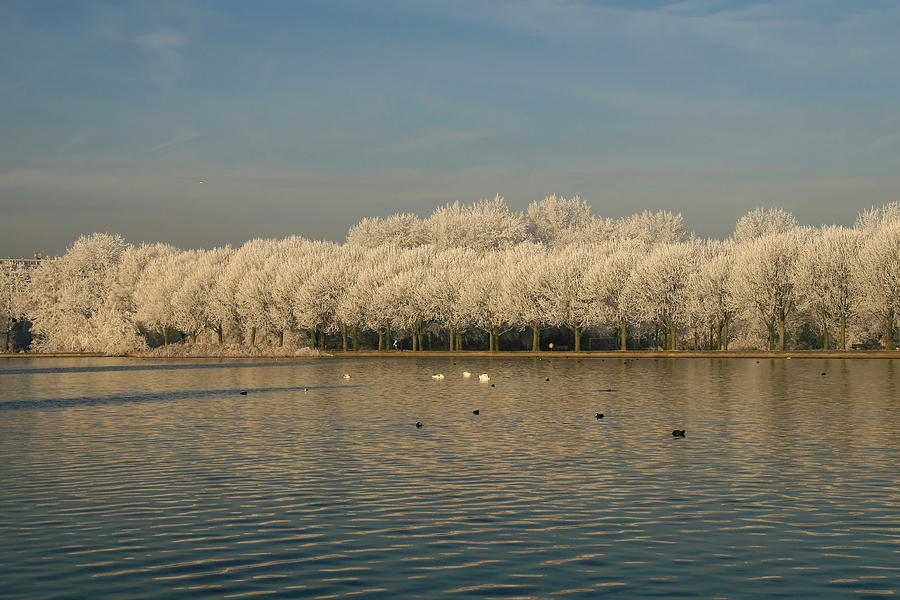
xmin=3 ymin=196 xmax=899 ymax=354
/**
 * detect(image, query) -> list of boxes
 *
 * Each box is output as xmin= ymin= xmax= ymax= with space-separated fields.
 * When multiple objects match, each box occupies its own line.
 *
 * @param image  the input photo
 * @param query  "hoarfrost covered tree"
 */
xmin=207 ymin=240 xmax=268 ymax=345
xmin=854 ymin=221 xmax=900 ymax=350
xmin=425 ymin=247 xmax=479 ymax=351
xmin=263 ymin=238 xmax=328 ymax=347
xmin=583 ymin=240 xmax=644 ymax=351
xmin=170 ymin=247 xmax=233 ymax=344
xmin=348 ymin=246 xmax=399 ymax=350
xmin=27 ymin=233 xmax=143 ymax=353
xmin=355 ymin=246 xmax=433 ymax=350
xmin=730 ymin=229 xmax=808 ymax=351
xmin=425 ymin=195 xmax=527 ymax=251
xmin=498 ymin=243 xmax=553 ymax=351
xmin=691 ymin=241 xmax=737 ymax=350
xmin=107 ymin=242 xmax=177 ymax=335
xmin=273 ymin=238 xmax=337 ymax=348
xmin=324 ymin=245 xmax=365 ymax=350
xmin=855 ymin=201 xmax=900 ymax=233
xmin=231 ymin=239 xmax=281 ymax=345
xmin=383 ymin=254 xmax=437 ymax=351
xmin=335 ymin=246 xmax=386 ymax=350
xmin=624 ymin=241 xmax=701 ymax=350
xmin=346 ymin=213 xmax=427 ymax=248
xmin=133 ymin=248 xmax=195 ymax=346
xmin=544 ymin=244 xmax=597 ymax=351
xmin=292 ymin=243 xmax=356 ymax=350
xmin=526 ymin=195 xmax=611 ymax=247
xmin=795 ymin=227 xmax=862 ymax=349
xmin=459 ymin=250 xmax=511 ymax=351
xmin=733 ymin=207 xmax=798 ymax=243
xmin=614 ymin=210 xmax=685 ymax=245
xmin=1 ymin=261 xmax=30 ymax=351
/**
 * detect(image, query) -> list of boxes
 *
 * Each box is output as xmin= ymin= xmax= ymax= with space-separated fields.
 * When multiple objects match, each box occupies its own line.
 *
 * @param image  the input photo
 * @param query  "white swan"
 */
xmin=342 ymin=373 xmax=351 ymax=379
xmin=431 ymin=373 xmax=445 ymax=379
xmin=478 ymin=373 xmax=490 ymax=382
xmin=462 ymin=371 xmax=471 ymax=378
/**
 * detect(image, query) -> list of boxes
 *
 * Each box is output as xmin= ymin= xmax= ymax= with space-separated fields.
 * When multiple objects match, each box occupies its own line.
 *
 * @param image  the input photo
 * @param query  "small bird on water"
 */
xmin=595 ymin=413 xmax=604 ymax=419
xmin=416 ymin=421 xmax=423 ymax=428
xmin=239 ymin=391 xmax=248 ymax=395
xmin=472 ymin=409 xmax=480 ymax=415
xmin=672 ymin=429 xmax=686 ymax=437
xmin=342 ymin=373 xmax=351 ymax=379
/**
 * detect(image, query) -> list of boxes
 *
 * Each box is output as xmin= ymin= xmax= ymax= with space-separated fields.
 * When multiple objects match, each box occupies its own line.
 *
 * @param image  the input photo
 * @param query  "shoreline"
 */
xmin=1 ymin=350 xmax=898 ymax=359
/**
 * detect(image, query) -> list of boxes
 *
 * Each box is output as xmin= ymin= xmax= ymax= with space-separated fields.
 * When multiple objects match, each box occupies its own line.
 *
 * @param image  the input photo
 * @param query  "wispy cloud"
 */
xmin=137 ymin=28 xmax=186 ymax=55
xmin=491 ymin=0 xmax=900 ymax=77
xmin=152 ymin=128 xmax=200 ymax=152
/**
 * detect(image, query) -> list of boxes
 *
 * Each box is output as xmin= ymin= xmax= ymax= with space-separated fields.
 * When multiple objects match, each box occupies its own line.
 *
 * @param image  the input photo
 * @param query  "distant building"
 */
xmin=0 ymin=252 xmax=44 ymax=270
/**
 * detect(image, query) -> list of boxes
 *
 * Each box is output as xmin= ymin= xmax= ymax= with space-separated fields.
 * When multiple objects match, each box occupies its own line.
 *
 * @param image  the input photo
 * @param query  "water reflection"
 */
xmin=0 ymin=357 xmax=898 ymax=598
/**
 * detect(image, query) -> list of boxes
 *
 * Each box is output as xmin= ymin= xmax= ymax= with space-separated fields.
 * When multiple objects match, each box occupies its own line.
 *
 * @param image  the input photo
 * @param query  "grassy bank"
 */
xmin=3 ymin=350 xmax=898 ymax=359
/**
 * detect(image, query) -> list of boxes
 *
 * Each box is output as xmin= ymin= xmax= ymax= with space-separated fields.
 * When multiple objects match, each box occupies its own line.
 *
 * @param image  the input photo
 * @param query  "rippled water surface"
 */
xmin=1 ymin=356 xmax=898 ymax=599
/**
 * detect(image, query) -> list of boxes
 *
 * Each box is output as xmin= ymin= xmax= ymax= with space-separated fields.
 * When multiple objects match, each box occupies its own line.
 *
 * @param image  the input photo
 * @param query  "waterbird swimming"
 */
xmin=431 ymin=374 xmax=445 ymax=379
xmin=472 ymin=409 xmax=480 ymax=415
xmin=479 ymin=373 xmax=490 ymax=382
xmin=672 ymin=429 xmax=686 ymax=437
xmin=463 ymin=371 xmax=471 ymax=378
xmin=239 ymin=391 xmax=248 ymax=395
xmin=416 ymin=421 xmax=423 ymax=428
xmin=342 ymin=373 xmax=351 ymax=379
xmin=595 ymin=413 xmax=604 ymax=419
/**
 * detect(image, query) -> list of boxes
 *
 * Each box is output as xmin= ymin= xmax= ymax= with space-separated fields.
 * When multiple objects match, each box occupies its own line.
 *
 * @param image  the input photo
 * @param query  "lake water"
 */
xmin=1 ymin=356 xmax=898 ymax=599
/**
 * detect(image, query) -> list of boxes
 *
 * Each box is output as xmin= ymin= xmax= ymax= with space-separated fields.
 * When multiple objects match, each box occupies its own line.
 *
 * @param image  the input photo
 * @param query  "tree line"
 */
xmin=2 ymin=197 xmax=899 ymax=354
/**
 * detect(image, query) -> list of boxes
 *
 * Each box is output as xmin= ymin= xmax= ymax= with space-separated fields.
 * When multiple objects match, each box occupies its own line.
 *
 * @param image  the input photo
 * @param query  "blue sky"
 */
xmin=2 ymin=0 xmax=899 ymax=255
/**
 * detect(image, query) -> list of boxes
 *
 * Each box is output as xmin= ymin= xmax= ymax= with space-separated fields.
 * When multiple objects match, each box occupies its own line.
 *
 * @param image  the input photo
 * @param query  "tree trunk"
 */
xmin=532 ymin=321 xmax=540 ymax=352
xmin=278 ymin=330 xmax=284 ymax=347
xmin=318 ymin=328 xmax=325 ymax=350
xmin=571 ymin=325 xmax=582 ymax=352
xmin=377 ymin=328 xmax=384 ymax=351
xmin=449 ymin=326 xmax=456 ymax=352
xmin=352 ymin=326 xmax=359 ymax=351
xmin=490 ymin=326 xmax=499 ymax=352
xmin=619 ymin=320 xmax=627 ymax=351
xmin=722 ymin=316 xmax=729 ymax=351
xmin=767 ymin=321 xmax=776 ymax=351
xmin=216 ymin=322 xmax=224 ymax=344
xmin=456 ymin=331 xmax=462 ymax=351
xmin=341 ymin=324 xmax=348 ymax=351
xmin=776 ymin=310 xmax=786 ymax=352
xmin=839 ymin=315 xmax=846 ymax=350
xmin=886 ymin=308 xmax=896 ymax=351
xmin=667 ymin=319 xmax=677 ymax=350
xmin=385 ymin=324 xmax=391 ymax=350
xmin=163 ymin=327 xmax=170 ymax=346
xmin=821 ymin=315 xmax=830 ymax=350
